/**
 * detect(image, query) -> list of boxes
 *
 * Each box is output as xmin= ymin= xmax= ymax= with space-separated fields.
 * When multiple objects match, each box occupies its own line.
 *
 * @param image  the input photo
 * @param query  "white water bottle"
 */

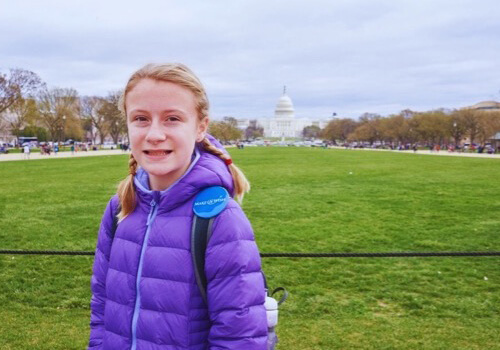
xmin=265 ymin=295 xmax=279 ymax=349
xmin=265 ymin=295 xmax=278 ymax=327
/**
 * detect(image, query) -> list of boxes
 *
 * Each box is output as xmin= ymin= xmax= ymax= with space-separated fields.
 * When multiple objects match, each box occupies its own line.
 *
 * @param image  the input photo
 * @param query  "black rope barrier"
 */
xmin=261 ymin=251 xmax=500 ymax=258
xmin=0 ymin=250 xmax=499 ymax=258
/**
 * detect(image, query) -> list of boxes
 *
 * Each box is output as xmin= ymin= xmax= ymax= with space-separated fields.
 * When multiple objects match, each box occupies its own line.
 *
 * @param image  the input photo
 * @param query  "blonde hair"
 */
xmin=117 ymin=63 xmax=250 ymax=221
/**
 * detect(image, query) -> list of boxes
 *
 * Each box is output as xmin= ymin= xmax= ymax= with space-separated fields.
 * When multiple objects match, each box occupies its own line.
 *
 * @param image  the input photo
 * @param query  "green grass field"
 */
xmin=0 ymin=148 xmax=499 ymax=349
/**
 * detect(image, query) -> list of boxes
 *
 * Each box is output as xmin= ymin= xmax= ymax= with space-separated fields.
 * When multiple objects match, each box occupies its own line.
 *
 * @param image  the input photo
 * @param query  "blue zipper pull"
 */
xmin=147 ymin=199 xmax=157 ymax=225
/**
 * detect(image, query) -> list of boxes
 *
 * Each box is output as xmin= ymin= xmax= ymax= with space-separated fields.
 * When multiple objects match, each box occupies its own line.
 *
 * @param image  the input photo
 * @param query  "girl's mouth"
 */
xmin=144 ymin=150 xmax=172 ymax=156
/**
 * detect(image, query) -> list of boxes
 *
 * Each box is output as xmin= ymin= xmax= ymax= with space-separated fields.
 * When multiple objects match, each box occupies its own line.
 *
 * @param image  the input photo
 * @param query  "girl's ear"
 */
xmin=197 ymin=117 xmax=209 ymax=142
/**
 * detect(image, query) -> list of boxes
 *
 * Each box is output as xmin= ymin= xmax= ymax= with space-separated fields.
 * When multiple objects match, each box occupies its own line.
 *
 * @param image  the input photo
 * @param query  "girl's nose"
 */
xmin=145 ymin=121 xmax=167 ymax=143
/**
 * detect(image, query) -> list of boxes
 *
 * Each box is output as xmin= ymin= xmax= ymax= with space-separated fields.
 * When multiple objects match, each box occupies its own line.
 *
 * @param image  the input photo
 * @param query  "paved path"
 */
xmin=1 ymin=146 xmax=498 ymax=162
xmin=0 ymin=149 xmax=129 ymax=162
xmin=329 ymin=146 xmax=500 ymax=159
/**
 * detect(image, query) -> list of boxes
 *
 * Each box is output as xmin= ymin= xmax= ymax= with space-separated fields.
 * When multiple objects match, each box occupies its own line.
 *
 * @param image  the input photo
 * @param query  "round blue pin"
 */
xmin=193 ymin=186 xmax=230 ymax=218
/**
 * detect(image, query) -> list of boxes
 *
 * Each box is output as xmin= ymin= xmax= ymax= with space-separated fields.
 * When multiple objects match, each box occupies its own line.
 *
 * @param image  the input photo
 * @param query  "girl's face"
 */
xmin=126 ymin=78 xmax=208 ymax=190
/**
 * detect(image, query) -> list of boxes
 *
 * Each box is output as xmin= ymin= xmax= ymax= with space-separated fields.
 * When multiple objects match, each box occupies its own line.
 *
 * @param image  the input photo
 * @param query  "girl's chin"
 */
xmin=145 ymin=167 xmax=175 ymax=177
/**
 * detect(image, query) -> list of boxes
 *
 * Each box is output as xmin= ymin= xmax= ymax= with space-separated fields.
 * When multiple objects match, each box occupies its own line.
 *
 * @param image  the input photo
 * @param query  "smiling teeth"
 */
xmin=148 ymin=150 xmax=169 ymax=156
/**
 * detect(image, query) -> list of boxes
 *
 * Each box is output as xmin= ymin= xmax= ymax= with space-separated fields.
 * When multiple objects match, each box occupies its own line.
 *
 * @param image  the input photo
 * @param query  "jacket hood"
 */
xmin=133 ymin=134 xmax=234 ymax=211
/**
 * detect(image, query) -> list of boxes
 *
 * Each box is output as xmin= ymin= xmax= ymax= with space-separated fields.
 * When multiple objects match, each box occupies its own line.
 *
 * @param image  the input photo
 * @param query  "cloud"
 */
xmin=1 ymin=0 xmax=499 ymax=119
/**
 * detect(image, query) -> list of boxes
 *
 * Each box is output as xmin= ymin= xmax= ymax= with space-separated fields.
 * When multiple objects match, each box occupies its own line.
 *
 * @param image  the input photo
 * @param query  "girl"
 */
xmin=88 ymin=63 xmax=268 ymax=349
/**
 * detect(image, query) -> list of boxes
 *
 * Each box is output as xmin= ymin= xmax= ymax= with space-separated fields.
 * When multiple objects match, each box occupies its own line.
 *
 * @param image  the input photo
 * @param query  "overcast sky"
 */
xmin=2 ymin=0 xmax=500 ymax=119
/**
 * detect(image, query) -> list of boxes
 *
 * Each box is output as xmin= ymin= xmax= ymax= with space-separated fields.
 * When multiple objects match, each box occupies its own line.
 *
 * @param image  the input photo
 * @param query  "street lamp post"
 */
xmin=62 ymin=115 xmax=67 ymax=143
xmin=453 ymin=122 xmax=457 ymax=147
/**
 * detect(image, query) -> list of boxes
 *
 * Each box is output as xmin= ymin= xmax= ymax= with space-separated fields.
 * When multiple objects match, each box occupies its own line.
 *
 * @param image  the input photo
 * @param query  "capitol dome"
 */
xmin=275 ymin=88 xmax=295 ymax=119
xmin=275 ymin=94 xmax=295 ymax=113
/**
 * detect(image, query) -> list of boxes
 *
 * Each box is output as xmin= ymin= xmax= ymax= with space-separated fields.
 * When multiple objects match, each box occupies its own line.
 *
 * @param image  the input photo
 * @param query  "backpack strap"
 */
xmin=110 ymin=196 xmax=121 ymax=240
xmin=191 ymin=186 xmax=230 ymax=306
xmin=191 ymin=216 xmax=215 ymax=306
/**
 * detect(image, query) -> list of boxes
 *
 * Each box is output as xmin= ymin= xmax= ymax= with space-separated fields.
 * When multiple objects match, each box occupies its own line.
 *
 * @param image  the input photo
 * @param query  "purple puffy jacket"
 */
xmin=88 ymin=137 xmax=268 ymax=349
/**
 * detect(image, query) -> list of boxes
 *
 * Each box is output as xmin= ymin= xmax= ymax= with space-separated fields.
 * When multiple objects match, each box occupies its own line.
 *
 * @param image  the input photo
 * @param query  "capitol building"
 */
xmin=236 ymin=88 xmax=331 ymax=138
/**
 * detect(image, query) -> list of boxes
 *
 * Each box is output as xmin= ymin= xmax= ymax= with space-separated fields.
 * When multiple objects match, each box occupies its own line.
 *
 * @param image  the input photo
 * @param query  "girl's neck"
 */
xmin=148 ymin=163 xmax=191 ymax=191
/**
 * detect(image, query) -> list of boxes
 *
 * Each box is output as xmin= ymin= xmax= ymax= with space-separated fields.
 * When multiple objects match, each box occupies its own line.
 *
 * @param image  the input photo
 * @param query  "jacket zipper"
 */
xmin=131 ymin=198 xmax=158 ymax=350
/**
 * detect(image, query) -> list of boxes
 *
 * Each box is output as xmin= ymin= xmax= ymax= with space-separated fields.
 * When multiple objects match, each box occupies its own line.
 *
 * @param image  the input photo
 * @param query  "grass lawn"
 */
xmin=0 ymin=148 xmax=499 ymax=349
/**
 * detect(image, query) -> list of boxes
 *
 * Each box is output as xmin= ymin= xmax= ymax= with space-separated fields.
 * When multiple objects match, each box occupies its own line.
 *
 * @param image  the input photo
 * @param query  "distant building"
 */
xmin=237 ymin=87 xmax=331 ymax=138
xmin=489 ymin=132 xmax=500 ymax=149
xmin=464 ymin=101 xmax=500 ymax=111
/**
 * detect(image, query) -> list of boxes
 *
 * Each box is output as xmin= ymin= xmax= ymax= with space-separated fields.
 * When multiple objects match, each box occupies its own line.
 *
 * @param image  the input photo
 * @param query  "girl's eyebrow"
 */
xmin=162 ymin=109 xmax=186 ymax=115
xmin=129 ymin=109 xmax=149 ymax=115
xmin=129 ymin=108 xmax=186 ymax=115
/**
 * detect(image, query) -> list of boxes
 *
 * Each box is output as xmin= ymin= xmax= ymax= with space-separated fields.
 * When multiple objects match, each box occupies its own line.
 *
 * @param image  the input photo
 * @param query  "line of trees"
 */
xmin=0 ymin=68 xmax=126 ymax=145
xmin=3 ymin=68 xmax=499 ymax=146
xmin=208 ymin=117 xmax=264 ymax=142
xmin=320 ymin=109 xmax=500 ymax=146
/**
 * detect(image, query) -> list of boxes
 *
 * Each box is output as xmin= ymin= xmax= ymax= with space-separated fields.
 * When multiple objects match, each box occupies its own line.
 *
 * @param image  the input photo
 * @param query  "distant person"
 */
xmin=70 ymin=144 xmax=75 ymax=155
xmin=88 ymin=63 xmax=268 ymax=349
xmin=23 ymin=144 xmax=30 ymax=159
xmin=54 ymin=143 xmax=59 ymax=155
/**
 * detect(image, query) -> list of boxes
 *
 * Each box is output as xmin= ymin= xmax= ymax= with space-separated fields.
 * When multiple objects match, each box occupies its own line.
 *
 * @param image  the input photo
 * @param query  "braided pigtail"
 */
xmin=116 ymin=154 xmax=138 ymax=221
xmin=201 ymin=137 xmax=250 ymax=203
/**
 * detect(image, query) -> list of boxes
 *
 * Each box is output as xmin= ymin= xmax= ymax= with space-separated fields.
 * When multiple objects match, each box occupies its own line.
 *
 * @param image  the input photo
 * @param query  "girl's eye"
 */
xmin=134 ymin=116 xmax=148 ymax=122
xmin=166 ymin=116 xmax=180 ymax=122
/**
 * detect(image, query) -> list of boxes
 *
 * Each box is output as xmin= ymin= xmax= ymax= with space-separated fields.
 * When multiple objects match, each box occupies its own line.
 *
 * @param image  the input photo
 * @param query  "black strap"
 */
xmin=270 ymin=287 xmax=289 ymax=305
xmin=111 ymin=204 xmax=120 ymax=239
xmin=191 ymin=215 xmax=214 ymax=306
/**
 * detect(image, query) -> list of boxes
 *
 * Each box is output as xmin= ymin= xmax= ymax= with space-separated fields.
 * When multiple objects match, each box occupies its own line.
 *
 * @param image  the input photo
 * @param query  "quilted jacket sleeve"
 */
xmin=205 ymin=202 xmax=268 ymax=349
xmin=88 ymin=196 xmax=117 ymax=349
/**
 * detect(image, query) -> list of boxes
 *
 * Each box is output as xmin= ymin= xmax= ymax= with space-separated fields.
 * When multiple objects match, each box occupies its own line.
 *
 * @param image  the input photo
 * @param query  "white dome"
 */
xmin=275 ymin=94 xmax=295 ymax=113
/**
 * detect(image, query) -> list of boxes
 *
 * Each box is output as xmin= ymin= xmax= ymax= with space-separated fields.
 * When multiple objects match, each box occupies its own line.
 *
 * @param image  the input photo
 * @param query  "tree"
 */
xmin=209 ymin=117 xmax=243 ymax=142
xmin=245 ymin=119 xmax=263 ymax=139
xmin=349 ymin=113 xmax=382 ymax=144
xmin=37 ymin=87 xmax=80 ymax=142
xmin=378 ymin=113 xmax=413 ymax=144
xmin=7 ymin=98 xmax=40 ymax=137
xmin=302 ymin=125 xmax=321 ymax=139
xmin=98 ymin=91 xmax=125 ymax=144
xmin=0 ymin=68 xmax=45 ymax=114
xmin=448 ymin=109 xmax=468 ymax=145
xmin=81 ymin=116 xmax=94 ymax=143
xmin=322 ymin=118 xmax=357 ymax=143
xmin=412 ymin=110 xmax=449 ymax=145
xmin=457 ymin=108 xmax=480 ymax=144
xmin=80 ymin=96 xmax=106 ymax=144
xmin=476 ymin=111 xmax=500 ymax=144
xmin=19 ymin=125 xmax=48 ymax=141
